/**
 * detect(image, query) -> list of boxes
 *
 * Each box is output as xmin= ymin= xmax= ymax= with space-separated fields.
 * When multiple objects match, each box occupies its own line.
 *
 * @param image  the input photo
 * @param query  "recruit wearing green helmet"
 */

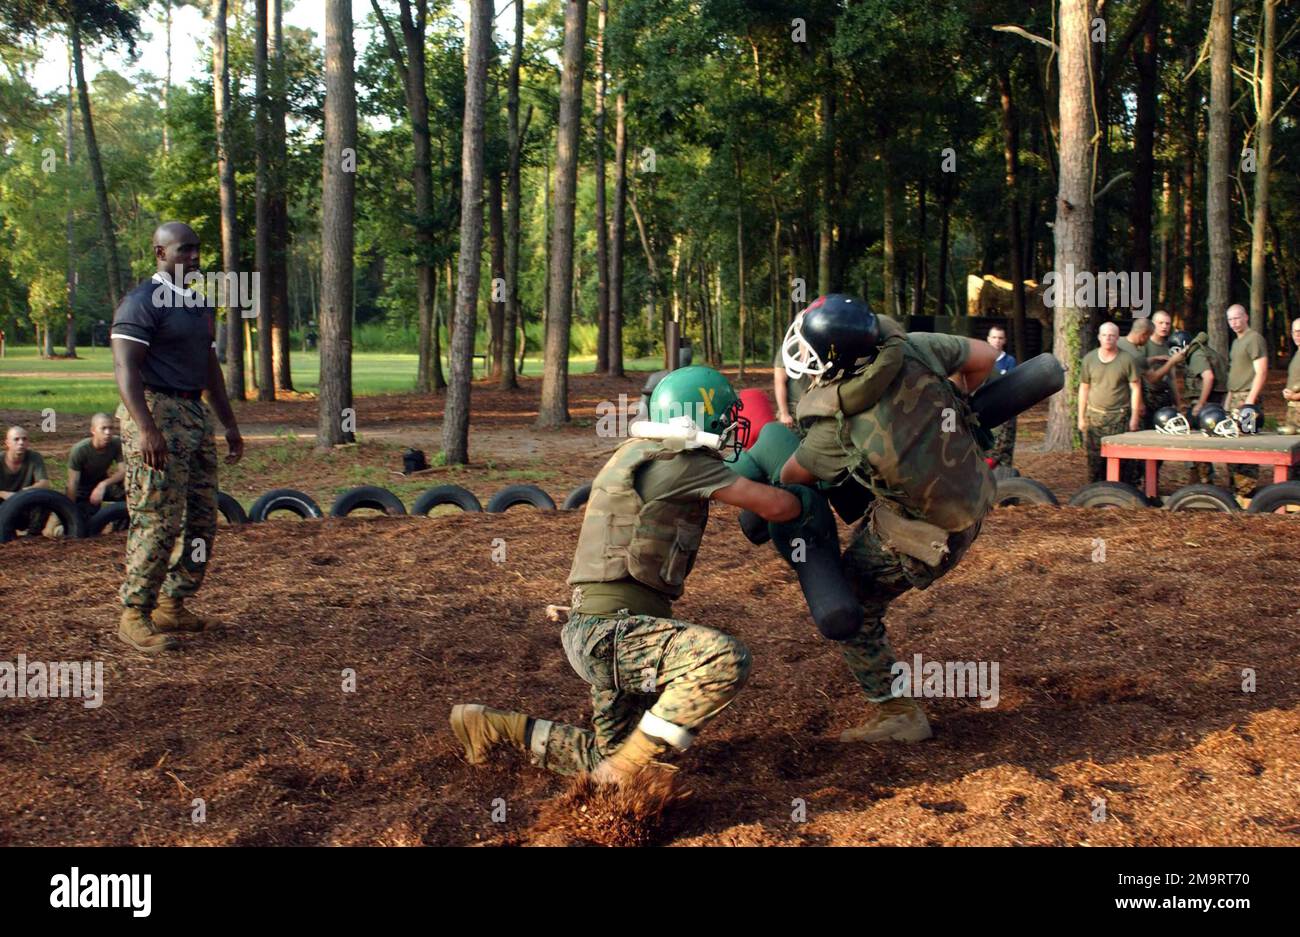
xmin=647 ymin=365 xmax=751 ymax=458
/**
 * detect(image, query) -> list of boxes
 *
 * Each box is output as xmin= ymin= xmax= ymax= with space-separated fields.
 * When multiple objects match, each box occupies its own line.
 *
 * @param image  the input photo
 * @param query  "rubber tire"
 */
xmin=561 ymin=483 xmax=591 ymax=511
xmin=249 ymin=488 xmax=324 ymax=522
xmin=412 ymin=485 xmax=483 ymax=515
xmin=486 ymin=484 xmax=556 ymax=513
xmin=329 ymin=485 xmax=408 ymax=517
xmin=992 ymin=464 xmax=1021 ymax=481
xmin=970 ymin=353 xmax=1066 ymax=430
xmin=1068 ymin=481 xmax=1150 ymax=509
xmin=86 ymin=501 xmax=130 ymax=536
xmin=1246 ymin=481 xmax=1300 ymax=514
xmin=217 ymin=491 xmax=249 ymax=525
xmin=1165 ymin=484 xmax=1240 ymax=513
xmin=0 ymin=489 xmax=85 ymax=542
xmin=994 ymin=477 xmax=1059 ymax=507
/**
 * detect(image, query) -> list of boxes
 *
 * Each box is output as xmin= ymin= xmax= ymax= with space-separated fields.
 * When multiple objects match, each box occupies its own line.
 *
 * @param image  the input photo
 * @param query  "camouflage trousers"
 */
xmin=837 ymin=516 xmax=983 ymax=703
xmin=117 ymin=392 xmax=219 ymax=610
xmin=1286 ymin=401 xmax=1300 ymax=434
xmin=535 ymin=612 xmax=752 ymax=776
xmin=1225 ymin=391 xmax=1260 ymax=497
xmin=989 ymin=417 xmax=1016 ymax=468
xmin=1085 ymin=406 xmax=1134 ymax=486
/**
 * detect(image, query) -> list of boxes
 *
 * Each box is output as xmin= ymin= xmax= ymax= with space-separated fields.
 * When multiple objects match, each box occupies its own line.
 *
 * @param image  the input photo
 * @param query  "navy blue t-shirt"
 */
xmin=994 ymin=351 xmax=1018 ymax=376
xmin=110 ymin=276 xmax=215 ymax=392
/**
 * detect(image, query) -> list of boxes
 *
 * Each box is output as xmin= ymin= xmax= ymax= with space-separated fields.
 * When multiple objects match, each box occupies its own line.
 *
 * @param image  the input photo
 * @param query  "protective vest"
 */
xmin=799 ymin=341 xmax=995 ymax=532
xmin=567 ymin=439 xmax=710 ymax=598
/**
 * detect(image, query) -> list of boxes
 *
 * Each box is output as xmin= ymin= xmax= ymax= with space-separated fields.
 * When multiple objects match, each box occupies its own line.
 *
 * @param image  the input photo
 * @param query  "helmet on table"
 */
xmin=1235 ymin=402 xmax=1263 ymax=435
xmin=1197 ymin=403 xmax=1238 ymax=437
xmin=1153 ymin=406 xmax=1190 ymax=435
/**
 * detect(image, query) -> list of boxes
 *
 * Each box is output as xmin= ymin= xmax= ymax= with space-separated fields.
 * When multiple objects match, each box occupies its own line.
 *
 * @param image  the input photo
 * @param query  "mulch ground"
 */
xmin=1 ymin=505 xmax=1296 ymax=846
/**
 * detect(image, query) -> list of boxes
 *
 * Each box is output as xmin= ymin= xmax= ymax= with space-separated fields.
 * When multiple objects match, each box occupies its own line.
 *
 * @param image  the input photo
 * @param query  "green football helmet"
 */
xmin=647 ymin=365 xmax=751 ymax=459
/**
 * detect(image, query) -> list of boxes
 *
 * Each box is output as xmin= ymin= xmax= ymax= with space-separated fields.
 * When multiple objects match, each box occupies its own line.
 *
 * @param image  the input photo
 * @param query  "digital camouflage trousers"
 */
xmin=117 ymin=391 xmax=218 ymax=610
xmin=535 ymin=611 xmax=751 ymax=775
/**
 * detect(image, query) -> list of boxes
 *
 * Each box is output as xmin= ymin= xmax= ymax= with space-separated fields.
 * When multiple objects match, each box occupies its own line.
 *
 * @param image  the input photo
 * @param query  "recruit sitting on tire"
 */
xmin=778 ymin=293 xmax=999 ymax=744
xmin=450 ymin=366 xmax=806 ymax=788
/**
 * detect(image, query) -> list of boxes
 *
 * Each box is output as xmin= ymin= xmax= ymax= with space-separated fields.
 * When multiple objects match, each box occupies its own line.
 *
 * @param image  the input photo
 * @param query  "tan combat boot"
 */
xmin=590 ymin=728 xmax=674 ymax=786
xmin=839 ymin=697 xmax=933 ymax=743
xmin=449 ymin=704 xmax=529 ymax=765
xmin=152 ymin=595 xmax=210 ymax=633
xmin=118 ymin=608 xmax=179 ymax=654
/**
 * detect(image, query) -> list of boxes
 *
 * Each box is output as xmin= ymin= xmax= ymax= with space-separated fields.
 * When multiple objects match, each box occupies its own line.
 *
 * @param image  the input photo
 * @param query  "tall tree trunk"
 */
xmin=373 ymin=0 xmax=441 ymax=392
xmin=442 ymin=0 xmax=491 ymax=459
xmin=593 ymin=0 xmax=610 ymax=373
xmin=163 ymin=0 xmax=172 ymax=156
xmin=254 ymin=0 xmax=274 ymax=399
xmin=998 ymin=63 xmax=1027 ymax=360
xmin=817 ymin=65 xmax=833 ymax=294
xmin=1046 ymin=0 xmax=1096 ymax=452
xmin=69 ymin=20 xmax=123 ymax=309
xmin=1206 ymin=0 xmax=1232 ymax=355
xmin=735 ymin=151 xmax=747 ymax=379
xmin=488 ymin=170 xmax=505 ymax=380
xmin=937 ymin=168 xmax=952 ymax=316
xmin=501 ymin=0 xmax=527 ymax=389
xmin=911 ymin=176 xmax=926 ymax=318
xmin=1248 ymin=0 xmax=1277 ymax=335
xmin=270 ymin=0 xmax=293 ymax=391
xmin=627 ymin=186 xmax=658 ymax=348
xmin=213 ymin=0 xmax=244 ymax=399
xmin=536 ymin=0 xmax=588 ymax=429
xmin=65 ymin=42 xmax=77 ymax=357
xmin=1130 ymin=0 xmax=1157 ymax=278
xmin=1158 ymin=169 xmax=1171 ymax=306
xmin=316 ymin=0 xmax=356 ymax=448
xmin=608 ymin=90 xmax=627 ymax=376
xmin=881 ymin=143 xmax=895 ymax=316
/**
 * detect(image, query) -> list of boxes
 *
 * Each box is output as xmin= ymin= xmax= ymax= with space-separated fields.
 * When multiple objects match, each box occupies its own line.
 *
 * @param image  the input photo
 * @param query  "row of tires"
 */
xmin=0 ymin=482 xmax=595 ymax=544
xmin=993 ymin=475 xmax=1300 ymax=513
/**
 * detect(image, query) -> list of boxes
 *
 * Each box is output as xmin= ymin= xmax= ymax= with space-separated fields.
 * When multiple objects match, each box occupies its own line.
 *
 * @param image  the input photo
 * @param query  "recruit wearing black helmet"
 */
xmin=782 ymin=294 xmax=882 ymax=385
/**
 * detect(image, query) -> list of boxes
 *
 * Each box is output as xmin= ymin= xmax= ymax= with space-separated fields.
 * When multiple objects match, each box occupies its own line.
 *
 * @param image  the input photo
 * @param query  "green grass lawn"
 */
xmin=0 ymin=346 xmax=664 ymax=414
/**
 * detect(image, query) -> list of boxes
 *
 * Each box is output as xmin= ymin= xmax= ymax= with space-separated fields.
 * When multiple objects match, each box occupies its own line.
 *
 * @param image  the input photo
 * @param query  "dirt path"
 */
xmin=1 ymin=506 xmax=1296 ymax=846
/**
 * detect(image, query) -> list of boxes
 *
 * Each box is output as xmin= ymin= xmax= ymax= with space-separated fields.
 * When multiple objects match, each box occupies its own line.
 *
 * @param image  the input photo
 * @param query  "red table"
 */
xmin=1101 ymin=430 xmax=1300 ymax=499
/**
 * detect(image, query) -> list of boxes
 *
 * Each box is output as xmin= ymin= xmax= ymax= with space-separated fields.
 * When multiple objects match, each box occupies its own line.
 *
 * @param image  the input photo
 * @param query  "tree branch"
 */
xmin=369 ymin=0 xmax=409 ymax=88
xmin=992 ymin=24 xmax=1057 ymax=52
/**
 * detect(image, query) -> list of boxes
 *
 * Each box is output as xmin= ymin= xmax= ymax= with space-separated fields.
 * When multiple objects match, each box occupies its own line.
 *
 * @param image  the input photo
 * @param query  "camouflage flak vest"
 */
xmin=800 ymin=342 xmax=996 ymax=532
xmin=567 ymin=439 xmax=710 ymax=599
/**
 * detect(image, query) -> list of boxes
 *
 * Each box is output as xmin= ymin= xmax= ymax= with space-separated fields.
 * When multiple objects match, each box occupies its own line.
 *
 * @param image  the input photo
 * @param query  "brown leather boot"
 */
xmin=118 ymin=608 xmax=179 ymax=654
xmin=838 ymin=697 xmax=933 ymax=743
xmin=449 ymin=704 xmax=530 ymax=765
xmin=153 ymin=595 xmax=209 ymax=633
xmin=590 ymin=728 xmax=675 ymax=786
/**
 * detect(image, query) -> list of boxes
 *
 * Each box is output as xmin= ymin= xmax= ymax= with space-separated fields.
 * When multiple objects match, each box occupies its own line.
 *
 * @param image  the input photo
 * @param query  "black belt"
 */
xmin=145 ymin=384 xmax=203 ymax=400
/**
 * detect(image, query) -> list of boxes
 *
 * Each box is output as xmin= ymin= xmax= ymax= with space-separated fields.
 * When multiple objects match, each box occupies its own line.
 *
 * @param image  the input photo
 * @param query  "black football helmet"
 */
xmin=1236 ymin=402 xmax=1263 ymax=435
xmin=1154 ymin=406 xmax=1190 ymax=435
xmin=1198 ymin=403 xmax=1238 ymax=437
xmin=782 ymin=294 xmax=882 ymax=384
